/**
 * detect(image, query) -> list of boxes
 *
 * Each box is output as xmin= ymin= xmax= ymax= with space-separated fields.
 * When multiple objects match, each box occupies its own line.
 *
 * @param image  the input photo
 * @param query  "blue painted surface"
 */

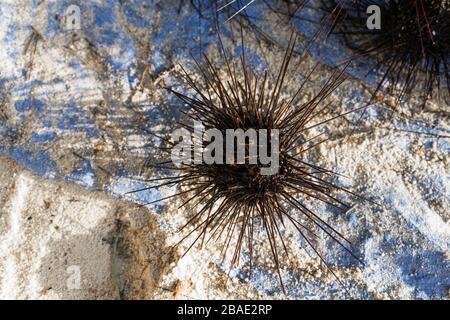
xmin=8 ymin=147 xmax=56 ymax=177
xmin=0 ymin=0 xmax=448 ymax=299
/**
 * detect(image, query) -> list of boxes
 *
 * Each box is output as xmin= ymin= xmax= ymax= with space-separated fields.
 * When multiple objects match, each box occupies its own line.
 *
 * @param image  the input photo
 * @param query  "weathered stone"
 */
xmin=0 ymin=156 xmax=175 ymax=299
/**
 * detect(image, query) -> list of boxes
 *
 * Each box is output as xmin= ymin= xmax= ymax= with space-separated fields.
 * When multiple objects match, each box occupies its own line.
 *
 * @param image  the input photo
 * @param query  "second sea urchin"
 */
xmin=323 ymin=0 xmax=450 ymax=106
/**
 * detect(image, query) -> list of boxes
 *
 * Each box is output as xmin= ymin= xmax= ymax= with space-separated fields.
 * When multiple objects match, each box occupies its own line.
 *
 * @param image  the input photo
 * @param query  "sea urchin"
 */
xmin=133 ymin=32 xmax=366 ymax=292
xmin=324 ymin=0 xmax=450 ymax=105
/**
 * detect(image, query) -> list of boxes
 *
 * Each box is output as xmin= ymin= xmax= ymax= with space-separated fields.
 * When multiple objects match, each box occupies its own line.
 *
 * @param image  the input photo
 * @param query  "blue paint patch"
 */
xmin=236 ymin=45 xmax=267 ymax=72
xmin=97 ymin=29 xmax=122 ymax=46
xmin=67 ymin=158 xmax=96 ymax=189
xmin=68 ymin=61 xmax=82 ymax=70
xmin=109 ymin=175 xmax=164 ymax=213
xmin=151 ymin=50 xmax=166 ymax=75
xmin=31 ymin=131 xmax=56 ymax=142
xmin=418 ymin=174 xmax=450 ymax=201
xmin=121 ymin=1 xmax=153 ymax=29
xmin=396 ymin=247 xmax=449 ymax=298
xmin=15 ymin=98 xmax=45 ymax=113
xmin=56 ymin=101 xmax=98 ymax=137
xmin=94 ymin=6 xmax=115 ymax=26
xmin=16 ymin=79 xmax=45 ymax=92
xmin=150 ymin=2 xmax=218 ymax=60
xmin=41 ymin=119 xmax=52 ymax=128
xmin=437 ymin=139 xmax=450 ymax=153
xmin=8 ymin=147 xmax=56 ymax=177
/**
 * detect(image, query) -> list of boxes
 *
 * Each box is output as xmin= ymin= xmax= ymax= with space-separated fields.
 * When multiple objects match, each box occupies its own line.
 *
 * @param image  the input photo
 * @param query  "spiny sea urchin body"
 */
xmin=324 ymin=0 xmax=450 ymax=105
xmin=137 ymin=33 xmax=364 ymax=292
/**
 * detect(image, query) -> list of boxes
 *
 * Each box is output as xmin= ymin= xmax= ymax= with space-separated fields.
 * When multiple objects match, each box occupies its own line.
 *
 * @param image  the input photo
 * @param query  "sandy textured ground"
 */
xmin=0 ymin=0 xmax=448 ymax=299
xmin=0 ymin=156 xmax=175 ymax=299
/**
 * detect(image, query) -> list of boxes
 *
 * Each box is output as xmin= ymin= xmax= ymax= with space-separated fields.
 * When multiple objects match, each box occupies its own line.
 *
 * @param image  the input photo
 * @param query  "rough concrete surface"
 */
xmin=0 ymin=156 xmax=174 ymax=299
xmin=0 ymin=0 xmax=448 ymax=300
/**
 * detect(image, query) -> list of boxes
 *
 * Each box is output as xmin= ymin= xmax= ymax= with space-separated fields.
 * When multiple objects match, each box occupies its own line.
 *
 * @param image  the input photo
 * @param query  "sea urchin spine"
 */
xmin=133 ymin=31 xmax=368 ymax=293
xmin=324 ymin=0 xmax=450 ymax=106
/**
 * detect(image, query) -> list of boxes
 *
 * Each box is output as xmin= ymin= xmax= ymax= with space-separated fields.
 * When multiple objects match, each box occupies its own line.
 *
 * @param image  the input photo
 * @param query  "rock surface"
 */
xmin=0 ymin=0 xmax=448 ymax=299
xmin=0 ymin=156 xmax=174 ymax=299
